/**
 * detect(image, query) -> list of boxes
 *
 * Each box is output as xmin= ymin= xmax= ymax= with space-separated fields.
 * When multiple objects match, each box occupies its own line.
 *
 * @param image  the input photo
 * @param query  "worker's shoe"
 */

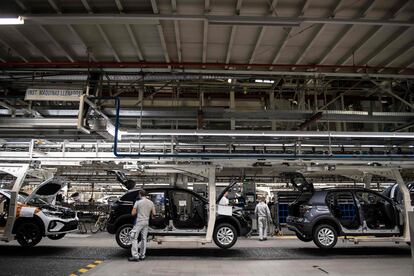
xmin=263 ymin=238 xmax=268 ymax=241
xmin=259 ymin=238 xmax=264 ymax=241
xmin=128 ymin=257 xmax=140 ymax=262
xmin=139 ymin=256 xmax=146 ymax=261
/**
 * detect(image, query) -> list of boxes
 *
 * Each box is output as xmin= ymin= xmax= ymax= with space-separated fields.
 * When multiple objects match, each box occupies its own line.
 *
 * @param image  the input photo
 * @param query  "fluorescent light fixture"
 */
xmin=0 ymin=16 xmax=24 ymax=25
xmin=255 ymin=79 xmax=274 ymax=84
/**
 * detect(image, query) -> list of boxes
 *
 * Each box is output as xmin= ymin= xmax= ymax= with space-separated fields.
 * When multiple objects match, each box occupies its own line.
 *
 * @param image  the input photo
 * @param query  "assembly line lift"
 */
xmin=0 ymin=162 xmax=220 ymax=246
xmin=1 ymin=160 xmax=413 ymax=249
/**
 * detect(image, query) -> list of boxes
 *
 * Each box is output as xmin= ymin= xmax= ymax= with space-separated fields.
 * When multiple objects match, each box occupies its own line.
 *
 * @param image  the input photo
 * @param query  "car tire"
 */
xmin=213 ymin=223 xmax=237 ymax=249
xmin=47 ymin=234 xmax=66 ymax=240
xmin=116 ymin=224 xmax=134 ymax=249
xmin=313 ymin=224 xmax=338 ymax=249
xmin=16 ymin=222 xmax=43 ymax=247
xmin=296 ymin=232 xmax=312 ymax=242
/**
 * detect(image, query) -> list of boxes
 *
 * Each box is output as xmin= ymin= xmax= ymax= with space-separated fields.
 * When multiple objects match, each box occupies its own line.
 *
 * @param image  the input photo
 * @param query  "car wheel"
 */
xmin=47 ymin=234 xmax=66 ymax=240
xmin=296 ymin=232 xmax=312 ymax=242
xmin=116 ymin=224 xmax=134 ymax=249
xmin=313 ymin=224 xmax=337 ymax=249
xmin=16 ymin=222 xmax=43 ymax=247
xmin=213 ymin=223 xmax=237 ymax=249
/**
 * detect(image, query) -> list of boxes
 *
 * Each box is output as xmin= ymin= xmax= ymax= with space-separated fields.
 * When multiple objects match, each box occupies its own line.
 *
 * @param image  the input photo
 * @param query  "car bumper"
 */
xmin=46 ymin=219 xmax=78 ymax=234
xmin=107 ymin=222 xmax=116 ymax=234
xmin=286 ymin=216 xmax=311 ymax=236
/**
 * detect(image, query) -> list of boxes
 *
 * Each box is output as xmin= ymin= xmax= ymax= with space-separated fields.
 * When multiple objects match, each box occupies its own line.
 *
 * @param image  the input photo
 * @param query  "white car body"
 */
xmin=0 ymin=179 xmax=78 ymax=246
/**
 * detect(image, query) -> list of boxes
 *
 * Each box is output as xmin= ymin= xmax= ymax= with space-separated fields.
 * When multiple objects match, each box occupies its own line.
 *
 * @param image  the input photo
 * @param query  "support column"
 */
xmin=363 ymin=174 xmax=372 ymax=189
xmin=230 ymin=90 xmax=235 ymax=130
xmin=340 ymin=94 xmax=347 ymax=131
xmin=393 ymin=169 xmax=411 ymax=242
xmin=205 ymin=166 xmax=216 ymax=242
xmin=408 ymin=211 xmax=414 ymax=274
xmin=137 ymin=89 xmax=144 ymax=129
xmin=268 ymin=91 xmax=276 ymax=130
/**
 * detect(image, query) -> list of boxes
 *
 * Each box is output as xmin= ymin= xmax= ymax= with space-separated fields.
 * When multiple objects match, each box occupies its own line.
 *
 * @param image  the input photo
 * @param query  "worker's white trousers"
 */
xmin=258 ymin=217 xmax=268 ymax=239
xmin=130 ymin=222 xmax=149 ymax=258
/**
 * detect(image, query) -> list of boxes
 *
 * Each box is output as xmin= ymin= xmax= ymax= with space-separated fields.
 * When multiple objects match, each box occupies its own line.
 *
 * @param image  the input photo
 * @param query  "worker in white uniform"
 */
xmin=219 ymin=191 xmax=229 ymax=205
xmin=129 ymin=190 xmax=156 ymax=262
xmin=255 ymin=196 xmax=272 ymax=241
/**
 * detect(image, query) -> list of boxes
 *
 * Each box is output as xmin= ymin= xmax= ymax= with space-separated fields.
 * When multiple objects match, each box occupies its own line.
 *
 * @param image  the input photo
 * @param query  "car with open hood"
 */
xmin=0 ymin=179 xmax=78 ymax=247
xmin=285 ymin=172 xmax=405 ymax=249
xmin=107 ymin=181 xmax=252 ymax=249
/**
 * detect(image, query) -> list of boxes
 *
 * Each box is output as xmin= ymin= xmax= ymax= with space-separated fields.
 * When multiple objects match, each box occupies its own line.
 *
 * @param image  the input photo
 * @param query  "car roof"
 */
xmin=316 ymin=188 xmax=382 ymax=193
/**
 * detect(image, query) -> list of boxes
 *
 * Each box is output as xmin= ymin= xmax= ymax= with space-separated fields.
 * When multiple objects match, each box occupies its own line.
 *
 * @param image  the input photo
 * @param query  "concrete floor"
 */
xmin=87 ymin=258 xmax=412 ymax=276
xmin=0 ymin=232 xmax=412 ymax=276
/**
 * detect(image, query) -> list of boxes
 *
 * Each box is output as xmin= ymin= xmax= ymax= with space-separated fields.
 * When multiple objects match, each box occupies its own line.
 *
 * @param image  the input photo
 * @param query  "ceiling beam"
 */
xmin=151 ymin=0 xmax=170 ymax=63
xmin=377 ymin=41 xmax=414 ymax=73
xmin=248 ymin=27 xmax=266 ymax=65
xmin=80 ymin=0 xmax=120 ymax=62
xmin=39 ymin=25 xmax=74 ymax=62
xmin=22 ymin=14 xmax=414 ymax=27
xmin=114 ymin=0 xmax=144 ymax=61
xmin=125 ymin=25 xmax=144 ymax=61
xmin=171 ymin=0 xmax=182 ymax=62
xmin=66 ymin=25 xmax=96 ymax=61
xmin=202 ymin=20 xmax=208 ymax=64
xmin=80 ymin=0 xmax=93 ymax=13
xmin=398 ymin=57 xmax=414 ymax=73
xmin=225 ymin=0 xmax=242 ymax=65
xmin=114 ymin=0 xmax=123 ymax=11
xmin=14 ymin=0 xmax=28 ymax=12
xmin=47 ymin=0 xmax=94 ymax=62
xmin=205 ymin=0 xmax=211 ymax=12
xmin=12 ymin=27 xmax=51 ymax=62
xmin=248 ymin=0 xmax=279 ymax=66
xmin=47 ymin=0 xmax=61 ymax=14
xmin=0 ymin=37 xmax=28 ymax=62
xmin=202 ymin=0 xmax=210 ymax=64
xmin=335 ymin=0 xmax=411 ymax=70
xmin=44 ymin=0 xmax=75 ymax=62
xmin=356 ymin=27 xmax=410 ymax=72
xmin=96 ymin=25 xmax=121 ymax=62
xmin=317 ymin=0 xmax=376 ymax=64
xmin=269 ymin=0 xmax=308 ymax=69
xmin=292 ymin=0 xmax=342 ymax=69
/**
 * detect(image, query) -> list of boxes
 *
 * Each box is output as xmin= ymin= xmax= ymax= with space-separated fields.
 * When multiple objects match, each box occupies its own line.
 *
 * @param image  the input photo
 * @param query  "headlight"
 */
xmin=42 ymin=209 xmax=62 ymax=218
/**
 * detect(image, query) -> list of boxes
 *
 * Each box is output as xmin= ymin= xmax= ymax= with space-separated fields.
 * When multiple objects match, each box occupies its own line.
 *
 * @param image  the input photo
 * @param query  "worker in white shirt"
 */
xmin=255 ymin=196 xmax=272 ymax=241
xmin=219 ymin=191 xmax=229 ymax=205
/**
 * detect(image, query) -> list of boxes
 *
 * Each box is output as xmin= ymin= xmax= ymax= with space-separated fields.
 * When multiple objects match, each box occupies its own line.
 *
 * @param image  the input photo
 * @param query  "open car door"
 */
xmin=216 ymin=180 xmax=238 ymax=204
xmin=282 ymin=172 xmax=314 ymax=193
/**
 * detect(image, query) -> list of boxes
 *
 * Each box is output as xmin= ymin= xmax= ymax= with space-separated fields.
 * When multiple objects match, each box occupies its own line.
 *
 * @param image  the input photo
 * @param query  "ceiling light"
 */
xmin=227 ymin=78 xmax=232 ymax=84
xmin=255 ymin=79 xmax=274 ymax=84
xmin=0 ymin=16 xmax=24 ymax=25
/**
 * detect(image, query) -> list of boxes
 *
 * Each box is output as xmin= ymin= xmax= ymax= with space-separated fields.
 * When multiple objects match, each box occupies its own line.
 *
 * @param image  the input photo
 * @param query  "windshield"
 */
xmin=1 ymin=191 xmax=29 ymax=204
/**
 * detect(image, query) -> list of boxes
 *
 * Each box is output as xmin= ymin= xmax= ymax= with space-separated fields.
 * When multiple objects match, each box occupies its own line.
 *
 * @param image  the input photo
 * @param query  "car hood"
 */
xmin=25 ymin=178 xmax=65 ymax=204
xmin=216 ymin=180 xmax=238 ymax=203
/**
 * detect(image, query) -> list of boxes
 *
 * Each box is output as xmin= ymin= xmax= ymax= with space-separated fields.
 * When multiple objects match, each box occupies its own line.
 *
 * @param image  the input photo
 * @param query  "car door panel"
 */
xmin=148 ymin=191 xmax=168 ymax=230
xmin=169 ymin=190 xmax=206 ymax=230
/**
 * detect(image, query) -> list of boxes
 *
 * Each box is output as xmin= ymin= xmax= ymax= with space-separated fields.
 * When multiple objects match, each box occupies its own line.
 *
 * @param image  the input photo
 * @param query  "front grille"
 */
xmin=60 ymin=211 xmax=76 ymax=219
xmin=61 ymin=220 xmax=78 ymax=232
